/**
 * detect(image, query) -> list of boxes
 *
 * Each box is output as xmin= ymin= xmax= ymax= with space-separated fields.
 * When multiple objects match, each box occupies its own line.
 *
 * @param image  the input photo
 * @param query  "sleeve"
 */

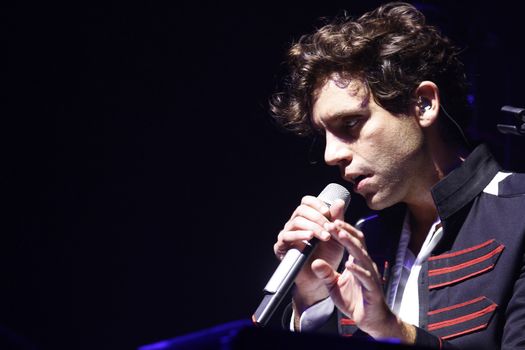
xmin=281 ymin=298 xmax=339 ymax=334
xmin=413 ymin=327 xmax=459 ymax=350
xmin=501 ymin=250 xmax=525 ymax=348
xmin=289 ymin=297 xmax=335 ymax=332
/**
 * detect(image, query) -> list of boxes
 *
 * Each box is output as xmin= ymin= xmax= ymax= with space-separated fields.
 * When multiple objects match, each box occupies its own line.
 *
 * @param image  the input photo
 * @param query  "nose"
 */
xmin=324 ymin=131 xmax=352 ymax=167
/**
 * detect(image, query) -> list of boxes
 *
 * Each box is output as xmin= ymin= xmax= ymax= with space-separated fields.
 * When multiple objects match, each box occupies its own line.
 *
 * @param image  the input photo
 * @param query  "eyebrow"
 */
xmin=320 ymin=106 xmax=368 ymax=123
xmin=319 ymin=92 xmax=371 ymax=120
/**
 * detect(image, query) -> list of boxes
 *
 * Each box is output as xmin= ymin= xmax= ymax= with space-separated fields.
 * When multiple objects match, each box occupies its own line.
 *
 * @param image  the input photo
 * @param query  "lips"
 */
xmin=357 ymin=175 xmax=372 ymax=192
xmin=346 ymin=174 xmax=371 ymax=192
xmin=353 ymin=175 xmax=366 ymax=190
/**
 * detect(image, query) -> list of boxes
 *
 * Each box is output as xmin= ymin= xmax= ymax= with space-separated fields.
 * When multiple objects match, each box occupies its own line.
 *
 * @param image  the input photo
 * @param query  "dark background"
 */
xmin=3 ymin=1 xmax=525 ymax=349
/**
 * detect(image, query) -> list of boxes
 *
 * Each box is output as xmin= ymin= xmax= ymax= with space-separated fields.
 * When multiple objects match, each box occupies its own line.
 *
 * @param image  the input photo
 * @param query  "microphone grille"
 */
xmin=318 ymin=183 xmax=351 ymax=210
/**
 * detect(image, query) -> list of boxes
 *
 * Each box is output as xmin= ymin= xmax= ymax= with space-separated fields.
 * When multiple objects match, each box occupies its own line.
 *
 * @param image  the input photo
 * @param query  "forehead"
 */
xmin=311 ymin=75 xmax=370 ymax=123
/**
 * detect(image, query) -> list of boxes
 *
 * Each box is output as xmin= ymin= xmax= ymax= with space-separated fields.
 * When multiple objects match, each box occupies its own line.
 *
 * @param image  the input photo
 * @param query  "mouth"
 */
xmin=347 ymin=174 xmax=371 ymax=191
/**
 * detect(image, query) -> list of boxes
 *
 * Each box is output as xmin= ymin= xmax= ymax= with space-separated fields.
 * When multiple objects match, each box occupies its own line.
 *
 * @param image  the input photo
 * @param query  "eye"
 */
xmin=344 ymin=118 xmax=361 ymax=129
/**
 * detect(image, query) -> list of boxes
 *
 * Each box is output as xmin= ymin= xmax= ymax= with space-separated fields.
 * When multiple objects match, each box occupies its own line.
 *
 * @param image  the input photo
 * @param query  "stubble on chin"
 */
xmin=362 ymin=185 xmax=403 ymax=211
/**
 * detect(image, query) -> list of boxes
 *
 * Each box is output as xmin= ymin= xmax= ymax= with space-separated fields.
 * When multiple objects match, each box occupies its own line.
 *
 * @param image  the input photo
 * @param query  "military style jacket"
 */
xmin=330 ymin=144 xmax=525 ymax=349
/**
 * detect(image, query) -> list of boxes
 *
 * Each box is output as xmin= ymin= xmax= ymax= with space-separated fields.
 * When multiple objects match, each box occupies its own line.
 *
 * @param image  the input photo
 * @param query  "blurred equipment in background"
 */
xmin=497 ymin=105 xmax=525 ymax=136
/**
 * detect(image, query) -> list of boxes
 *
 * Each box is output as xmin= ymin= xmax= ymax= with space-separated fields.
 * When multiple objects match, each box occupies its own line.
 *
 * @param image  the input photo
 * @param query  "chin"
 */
xmin=364 ymin=197 xmax=383 ymax=210
xmin=366 ymin=201 xmax=386 ymax=211
xmin=364 ymin=193 xmax=396 ymax=211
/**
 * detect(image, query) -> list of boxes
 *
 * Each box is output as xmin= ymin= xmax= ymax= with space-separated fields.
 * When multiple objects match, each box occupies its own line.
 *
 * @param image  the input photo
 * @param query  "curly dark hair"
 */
xmin=270 ymin=2 xmax=470 ymax=143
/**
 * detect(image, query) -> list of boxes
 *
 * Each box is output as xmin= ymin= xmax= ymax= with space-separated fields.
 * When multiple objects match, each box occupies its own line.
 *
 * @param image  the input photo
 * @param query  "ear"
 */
xmin=414 ymin=81 xmax=439 ymax=128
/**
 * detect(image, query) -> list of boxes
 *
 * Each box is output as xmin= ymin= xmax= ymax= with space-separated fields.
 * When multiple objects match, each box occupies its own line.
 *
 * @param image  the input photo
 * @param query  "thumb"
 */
xmin=311 ymin=258 xmax=339 ymax=292
xmin=329 ymin=198 xmax=346 ymax=222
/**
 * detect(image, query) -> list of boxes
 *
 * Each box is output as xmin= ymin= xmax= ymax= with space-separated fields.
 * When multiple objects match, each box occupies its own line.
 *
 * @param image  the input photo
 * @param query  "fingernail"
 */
xmin=321 ymin=231 xmax=331 ymax=240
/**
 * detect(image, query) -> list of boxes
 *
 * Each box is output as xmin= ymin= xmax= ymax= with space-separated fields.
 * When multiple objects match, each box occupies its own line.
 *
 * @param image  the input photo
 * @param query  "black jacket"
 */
xmin=315 ymin=145 xmax=525 ymax=349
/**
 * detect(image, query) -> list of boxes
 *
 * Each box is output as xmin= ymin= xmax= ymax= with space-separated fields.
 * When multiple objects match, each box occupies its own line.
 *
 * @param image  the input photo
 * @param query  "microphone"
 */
xmin=252 ymin=183 xmax=351 ymax=327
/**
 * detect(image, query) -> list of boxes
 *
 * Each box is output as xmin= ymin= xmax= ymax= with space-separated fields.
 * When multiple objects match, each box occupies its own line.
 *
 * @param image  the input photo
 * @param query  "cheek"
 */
xmin=351 ymin=115 xmax=424 ymax=173
xmin=363 ymin=121 xmax=424 ymax=174
xmin=359 ymin=122 xmax=402 ymax=161
xmin=385 ymin=119 xmax=424 ymax=160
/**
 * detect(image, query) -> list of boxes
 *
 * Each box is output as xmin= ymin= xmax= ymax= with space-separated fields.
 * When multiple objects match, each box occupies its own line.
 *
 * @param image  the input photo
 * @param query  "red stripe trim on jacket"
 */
xmin=428 ymin=296 xmax=486 ymax=316
xmin=429 ymin=245 xmax=504 ymax=276
xmin=429 ymin=265 xmax=495 ymax=289
xmin=340 ymin=318 xmax=356 ymax=326
xmin=428 ymin=304 xmax=497 ymax=331
xmin=440 ymin=324 xmax=488 ymax=340
xmin=428 ymin=239 xmax=495 ymax=261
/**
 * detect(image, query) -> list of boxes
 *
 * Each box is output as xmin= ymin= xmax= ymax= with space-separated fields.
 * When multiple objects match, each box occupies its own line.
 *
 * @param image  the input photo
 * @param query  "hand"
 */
xmin=273 ymin=196 xmax=346 ymax=311
xmin=312 ymin=219 xmax=416 ymax=343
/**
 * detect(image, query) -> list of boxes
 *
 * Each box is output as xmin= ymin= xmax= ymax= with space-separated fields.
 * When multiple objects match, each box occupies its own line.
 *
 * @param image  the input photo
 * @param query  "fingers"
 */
xmin=294 ymin=195 xmax=331 ymax=219
xmin=283 ymin=213 xmax=330 ymax=239
xmin=274 ymin=229 xmax=314 ymax=258
xmin=311 ymin=259 xmax=339 ymax=292
xmin=324 ymin=219 xmax=366 ymax=250
xmin=329 ymin=198 xmax=347 ymax=222
xmin=335 ymin=228 xmax=371 ymax=271
xmin=280 ymin=196 xmax=333 ymax=243
xmin=274 ymin=198 xmax=330 ymax=259
xmin=323 ymin=220 xmax=381 ymax=293
xmin=274 ymin=195 xmax=342 ymax=261
xmin=345 ymin=261 xmax=378 ymax=293
xmin=311 ymin=259 xmax=354 ymax=310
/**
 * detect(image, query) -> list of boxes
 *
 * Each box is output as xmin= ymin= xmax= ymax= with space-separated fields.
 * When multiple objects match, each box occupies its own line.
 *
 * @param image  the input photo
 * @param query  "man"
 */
xmin=270 ymin=2 xmax=525 ymax=349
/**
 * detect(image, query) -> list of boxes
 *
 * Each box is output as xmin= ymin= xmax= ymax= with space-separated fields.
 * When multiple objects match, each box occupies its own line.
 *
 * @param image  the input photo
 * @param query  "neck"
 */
xmin=406 ymin=141 xmax=469 ymax=254
xmin=406 ymin=194 xmax=438 ymax=255
xmin=429 ymin=142 xmax=469 ymax=179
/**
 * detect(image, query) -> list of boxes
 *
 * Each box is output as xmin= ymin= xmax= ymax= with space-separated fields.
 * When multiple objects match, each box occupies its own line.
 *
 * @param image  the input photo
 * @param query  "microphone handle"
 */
xmin=252 ymin=182 xmax=350 ymax=327
xmin=252 ymin=237 xmax=319 ymax=327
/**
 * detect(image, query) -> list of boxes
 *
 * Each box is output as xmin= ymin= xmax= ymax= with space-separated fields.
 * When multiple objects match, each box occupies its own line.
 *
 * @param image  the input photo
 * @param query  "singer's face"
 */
xmin=311 ymin=75 xmax=428 ymax=210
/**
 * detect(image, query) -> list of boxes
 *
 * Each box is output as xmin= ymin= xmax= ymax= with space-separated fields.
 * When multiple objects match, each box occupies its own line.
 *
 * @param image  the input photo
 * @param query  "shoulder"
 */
xmin=483 ymin=171 xmax=525 ymax=197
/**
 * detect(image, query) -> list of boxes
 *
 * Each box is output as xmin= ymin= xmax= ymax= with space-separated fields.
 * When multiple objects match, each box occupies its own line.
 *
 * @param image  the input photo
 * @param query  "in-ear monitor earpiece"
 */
xmin=418 ymin=98 xmax=431 ymax=112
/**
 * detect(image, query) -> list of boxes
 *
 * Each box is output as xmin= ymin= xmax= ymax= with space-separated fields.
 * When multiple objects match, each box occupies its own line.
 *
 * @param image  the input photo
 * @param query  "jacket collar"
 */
xmin=431 ymin=144 xmax=501 ymax=220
